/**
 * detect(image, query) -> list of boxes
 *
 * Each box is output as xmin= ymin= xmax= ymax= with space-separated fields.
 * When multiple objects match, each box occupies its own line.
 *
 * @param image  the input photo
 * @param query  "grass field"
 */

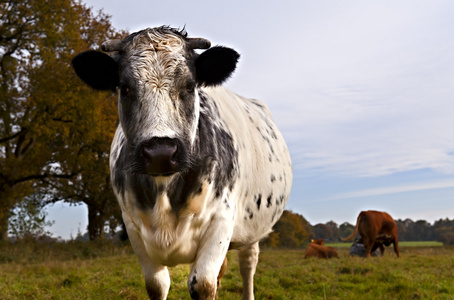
xmin=1 ymin=240 xmax=453 ymax=299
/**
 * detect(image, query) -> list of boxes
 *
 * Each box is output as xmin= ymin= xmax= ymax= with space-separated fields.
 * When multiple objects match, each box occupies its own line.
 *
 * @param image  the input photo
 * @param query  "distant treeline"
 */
xmin=261 ymin=210 xmax=454 ymax=248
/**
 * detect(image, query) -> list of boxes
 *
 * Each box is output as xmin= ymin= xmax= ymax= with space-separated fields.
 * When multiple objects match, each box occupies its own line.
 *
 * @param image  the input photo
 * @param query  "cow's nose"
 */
xmin=142 ymin=138 xmax=178 ymax=176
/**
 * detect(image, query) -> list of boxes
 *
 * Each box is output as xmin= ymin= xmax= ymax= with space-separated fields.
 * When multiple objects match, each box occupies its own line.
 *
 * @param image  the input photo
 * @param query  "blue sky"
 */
xmin=46 ymin=0 xmax=454 ymax=239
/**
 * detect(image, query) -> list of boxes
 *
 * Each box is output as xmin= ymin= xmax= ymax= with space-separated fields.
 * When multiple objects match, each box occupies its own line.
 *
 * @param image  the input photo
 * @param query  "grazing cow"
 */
xmin=71 ymin=26 xmax=292 ymax=300
xmin=304 ymin=239 xmax=339 ymax=259
xmin=342 ymin=210 xmax=399 ymax=258
xmin=349 ymin=239 xmax=382 ymax=257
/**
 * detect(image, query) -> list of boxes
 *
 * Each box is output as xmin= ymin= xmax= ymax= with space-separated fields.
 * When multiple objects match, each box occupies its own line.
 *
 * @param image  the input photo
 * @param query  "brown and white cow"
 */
xmin=342 ymin=210 xmax=399 ymax=258
xmin=304 ymin=239 xmax=339 ymax=259
xmin=72 ymin=26 xmax=292 ymax=299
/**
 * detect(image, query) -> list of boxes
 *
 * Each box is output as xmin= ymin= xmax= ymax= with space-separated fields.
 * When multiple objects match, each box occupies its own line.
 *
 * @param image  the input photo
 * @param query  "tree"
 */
xmin=413 ymin=220 xmax=433 ymax=241
xmin=312 ymin=223 xmax=333 ymax=241
xmin=263 ymin=210 xmax=311 ymax=248
xmin=325 ymin=220 xmax=341 ymax=241
xmin=0 ymin=0 xmax=122 ymax=240
xmin=339 ymin=222 xmax=354 ymax=240
xmin=8 ymin=194 xmax=54 ymax=240
xmin=395 ymin=219 xmax=407 ymax=241
xmin=433 ymin=218 xmax=454 ymax=245
xmin=48 ymin=149 xmax=121 ymax=240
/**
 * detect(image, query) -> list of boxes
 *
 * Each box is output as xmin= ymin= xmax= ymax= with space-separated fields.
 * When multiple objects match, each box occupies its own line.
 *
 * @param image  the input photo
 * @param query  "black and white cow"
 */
xmin=72 ymin=26 xmax=292 ymax=300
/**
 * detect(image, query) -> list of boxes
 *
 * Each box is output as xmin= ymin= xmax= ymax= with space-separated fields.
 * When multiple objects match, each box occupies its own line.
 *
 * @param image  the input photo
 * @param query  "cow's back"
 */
xmin=204 ymin=87 xmax=292 ymax=246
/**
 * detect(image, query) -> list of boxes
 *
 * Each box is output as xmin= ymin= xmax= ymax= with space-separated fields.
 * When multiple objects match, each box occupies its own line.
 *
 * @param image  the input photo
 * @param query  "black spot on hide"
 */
xmin=256 ymin=194 xmax=262 ymax=210
xmin=194 ymin=92 xmax=238 ymax=200
xmin=167 ymin=156 xmax=214 ymax=214
xmin=223 ymin=198 xmax=230 ymax=209
xmin=129 ymin=175 xmax=158 ymax=210
xmin=189 ymin=275 xmax=199 ymax=299
xmin=245 ymin=207 xmax=253 ymax=219
xmin=267 ymin=194 xmax=273 ymax=208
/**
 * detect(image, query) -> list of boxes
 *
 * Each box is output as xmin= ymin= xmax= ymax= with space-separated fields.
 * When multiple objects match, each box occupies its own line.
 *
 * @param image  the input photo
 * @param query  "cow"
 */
xmin=71 ymin=26 xmax=292 ymax=300
xmin=349 ymin=238 xmax=382 ymax=257
xmin=304 ymin=239 xmax=339 ymax=259
xmin=342 ymin=210 xmax=399 ymax=258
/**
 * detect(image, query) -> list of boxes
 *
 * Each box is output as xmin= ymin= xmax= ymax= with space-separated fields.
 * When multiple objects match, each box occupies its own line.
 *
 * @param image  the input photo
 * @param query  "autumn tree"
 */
xmin=263 ymin=210 xmax=311 ymax=248
xmin=0 ymin=0 xmax=121 ymax=240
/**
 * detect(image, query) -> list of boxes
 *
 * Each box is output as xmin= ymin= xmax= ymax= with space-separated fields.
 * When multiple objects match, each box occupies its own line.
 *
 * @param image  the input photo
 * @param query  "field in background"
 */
xmin=1 ymin=241 xmax=453 ymax=299
xmin=326 ymin=241 xmax=444 ymax=248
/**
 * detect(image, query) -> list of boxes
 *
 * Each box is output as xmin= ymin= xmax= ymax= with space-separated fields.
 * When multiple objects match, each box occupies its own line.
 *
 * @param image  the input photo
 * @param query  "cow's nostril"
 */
xmin=143 ymin=144 xmax=177 ymax=161
xmin=142 ymin=140 xmax=178 ymax=176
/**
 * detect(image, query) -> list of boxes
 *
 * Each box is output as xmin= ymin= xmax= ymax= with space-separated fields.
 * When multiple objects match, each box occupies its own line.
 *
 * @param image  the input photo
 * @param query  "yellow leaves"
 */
xmin=262 ymin=210 xmax=311 ymax=248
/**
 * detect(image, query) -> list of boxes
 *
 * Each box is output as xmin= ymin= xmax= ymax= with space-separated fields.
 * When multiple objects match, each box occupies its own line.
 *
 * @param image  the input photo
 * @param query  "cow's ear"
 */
xmin=71 ymin=50 xmax=119 ymax=91
xmin=195 ymin=46 xmax=240 ymax=86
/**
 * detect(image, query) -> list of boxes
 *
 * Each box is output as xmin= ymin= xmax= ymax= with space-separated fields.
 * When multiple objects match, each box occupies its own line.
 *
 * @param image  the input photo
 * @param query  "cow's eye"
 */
xmin=185 ymin=82 xmax=195 ymax=94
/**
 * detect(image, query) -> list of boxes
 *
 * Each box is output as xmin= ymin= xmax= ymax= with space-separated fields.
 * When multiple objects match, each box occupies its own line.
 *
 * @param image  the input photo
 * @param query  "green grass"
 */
xmin=1 ymin=241 xmax=453 ymax=299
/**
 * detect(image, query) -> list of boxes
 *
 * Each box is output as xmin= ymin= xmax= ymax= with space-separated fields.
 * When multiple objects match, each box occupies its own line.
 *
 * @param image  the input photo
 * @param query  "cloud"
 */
xmin=312 ymin=179 xmax=454 ymax=203
xmin=263 ymin=2 xmax=454 ymax=179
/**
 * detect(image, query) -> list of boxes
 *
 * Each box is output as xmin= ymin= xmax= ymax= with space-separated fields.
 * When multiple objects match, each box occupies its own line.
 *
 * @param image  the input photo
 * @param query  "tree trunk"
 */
xmin=0 ymin=211 xmax=9 ymax=241
xmin=87 ymin=202 xmax=105 ymax=240
xmin=0 ymin=189 xmax=13 ymax=241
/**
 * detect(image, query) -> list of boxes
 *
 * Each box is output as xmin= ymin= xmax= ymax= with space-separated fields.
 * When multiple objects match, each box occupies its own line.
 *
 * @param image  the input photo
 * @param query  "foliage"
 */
xmin=0 ymin=241 xmax=453 ymax=299
xmin=339 ymin=222 xmax=354 ymax=239
xmin=8 ymin=195 xmax=54 ymax=240
xmin=433 ymin=218 xmax=454 ymax=245
xmin=312 ymin=221 xmax=340 ymax=242
xmin=262 ymin=210 xmax=311 ymax=248
xmin=0 ymin=0 xmax=123 ymax=240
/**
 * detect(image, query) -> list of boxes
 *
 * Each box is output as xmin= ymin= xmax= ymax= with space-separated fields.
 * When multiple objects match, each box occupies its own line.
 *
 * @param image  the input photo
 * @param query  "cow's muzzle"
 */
xmin=140 ymin=137 xmax=185 ymax=176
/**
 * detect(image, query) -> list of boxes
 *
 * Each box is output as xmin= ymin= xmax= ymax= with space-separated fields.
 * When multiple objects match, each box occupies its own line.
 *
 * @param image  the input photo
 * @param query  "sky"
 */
xmin=46 ymin=0 xmax=454 ymax=239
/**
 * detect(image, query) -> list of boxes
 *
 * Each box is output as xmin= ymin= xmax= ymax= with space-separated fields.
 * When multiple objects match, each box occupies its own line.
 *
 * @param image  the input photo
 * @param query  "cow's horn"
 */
xmin=187 ymin=38 xmax=211 ymax=50
xmin=101 ymin=39 xmax=123 ymax=52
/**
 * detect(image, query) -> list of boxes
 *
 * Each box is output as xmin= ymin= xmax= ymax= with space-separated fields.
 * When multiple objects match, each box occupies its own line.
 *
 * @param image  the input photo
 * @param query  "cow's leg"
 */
xmin=238 ymin=241 xmax=259 ymax=300
xmin=144 ymin=266 xmax=170 ymax=300
xmin=123 ymin=215 xmax=170 ymax=299
xmin=215 ymin=256 xmax=228 ymax=300
xmin=393 ymin=239 xmax=400 ymax=257
xmin=187 ymin=217 xmax=233 ymax=299
xmin=363 ymin=237 xmax=374 ymax=258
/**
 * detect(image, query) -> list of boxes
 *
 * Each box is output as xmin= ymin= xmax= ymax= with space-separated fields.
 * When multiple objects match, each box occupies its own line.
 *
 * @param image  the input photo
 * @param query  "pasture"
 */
xmin=1 ymin=241 xmax=453 ymax=299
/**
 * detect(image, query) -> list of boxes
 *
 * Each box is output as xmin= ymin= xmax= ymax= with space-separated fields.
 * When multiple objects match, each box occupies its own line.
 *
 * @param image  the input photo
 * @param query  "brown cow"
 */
xmin=304 ymin=239 xmax=339 ymax=259
xmin=342 ymin=210 xmax=399 ymax=258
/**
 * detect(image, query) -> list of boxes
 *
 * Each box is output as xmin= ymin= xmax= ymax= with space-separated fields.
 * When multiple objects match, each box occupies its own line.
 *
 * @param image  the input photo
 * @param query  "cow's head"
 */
xmin=311 ymin=239 xmax=325 ymax=246
xmin=72 ymin=27 xmax=239 ymax=177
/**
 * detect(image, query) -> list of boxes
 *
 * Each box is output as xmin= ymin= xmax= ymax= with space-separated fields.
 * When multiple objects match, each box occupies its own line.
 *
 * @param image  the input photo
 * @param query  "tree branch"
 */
xmin=10 ymin=171 xmax=80 ymax=186
xmin=0 ymin=127 xmax=27 ymax=144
